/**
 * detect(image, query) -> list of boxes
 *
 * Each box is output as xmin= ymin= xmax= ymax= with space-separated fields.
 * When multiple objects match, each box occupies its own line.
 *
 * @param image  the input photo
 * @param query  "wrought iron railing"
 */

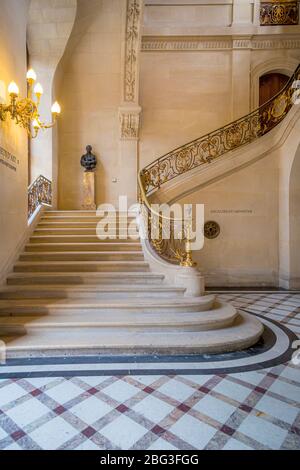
xmin=138 ymin=63 xmax=300 ymax=265
xmin=28 ymin=175 xmax=52 ymax=219
xmin=260 ymin=1 xmax=299 ymax=26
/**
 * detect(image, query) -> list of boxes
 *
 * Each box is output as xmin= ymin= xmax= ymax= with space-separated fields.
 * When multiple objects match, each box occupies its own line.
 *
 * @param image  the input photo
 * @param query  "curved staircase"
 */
xmin=0 ymin=210 xmax=263 ymax=357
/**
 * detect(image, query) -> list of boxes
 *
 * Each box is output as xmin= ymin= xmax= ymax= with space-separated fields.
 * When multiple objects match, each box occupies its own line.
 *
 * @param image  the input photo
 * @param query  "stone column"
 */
xmin=232 ymin=0 xmax=254 ymax=25
xmin=118 ymin=0 xmax=143 ymax=206
xmin=231 ymin=37 xmax=252 ymax=121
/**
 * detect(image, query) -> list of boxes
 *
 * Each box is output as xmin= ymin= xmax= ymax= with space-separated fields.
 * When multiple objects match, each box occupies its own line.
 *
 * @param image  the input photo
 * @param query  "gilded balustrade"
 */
xmin=28 ymin=175 xmax=52 ymax=219
xmin=138 ymin=64 xmax=300 ymax=266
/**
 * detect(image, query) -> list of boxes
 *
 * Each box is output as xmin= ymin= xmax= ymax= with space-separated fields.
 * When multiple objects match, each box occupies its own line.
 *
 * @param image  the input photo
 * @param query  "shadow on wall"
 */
xmin=289 ymin=142 xmax=300 ymax=289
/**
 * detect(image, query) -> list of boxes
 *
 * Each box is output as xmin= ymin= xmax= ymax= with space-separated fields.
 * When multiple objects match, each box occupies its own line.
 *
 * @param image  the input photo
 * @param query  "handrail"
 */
xmin=28 ymin=175 xmax=52 ymax=220
xmin=138 ymin=63 xmax=300 ymax=265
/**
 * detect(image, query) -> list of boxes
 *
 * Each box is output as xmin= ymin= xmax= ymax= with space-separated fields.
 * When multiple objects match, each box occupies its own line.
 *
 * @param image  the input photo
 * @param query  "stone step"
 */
xmin=34 ymin=222 xmax=138 ymax=231
xmin=19 ymin=251 xmax=144 ymax=262
xmin=0 ymin=302 xmax=235 ymax=333
xmin=44 ymin=211 xmax=137 ymax=218
xmin=7 ymin=272 xmax=165 ymax=285
xmin=0 ymin=295 xmax=215 ymax=315
xmin=39 ymin=215 xmax=135 ymax=225
xmin=25 ymin=243 xmax=142 ymax=252
xmin=0 ymin=284 xmax=186 ymax=299
xmin=30 ymin=235 xmax=139 ymax=243
xmin=1 ymin=311 xmax=264 ymax=356
xmin=13 ymin=261 xmax=150 ymax=273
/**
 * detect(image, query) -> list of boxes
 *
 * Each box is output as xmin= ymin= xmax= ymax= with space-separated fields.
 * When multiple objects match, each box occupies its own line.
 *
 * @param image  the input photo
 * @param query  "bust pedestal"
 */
xmin=82 ymin=171 xmax=96 ymax=210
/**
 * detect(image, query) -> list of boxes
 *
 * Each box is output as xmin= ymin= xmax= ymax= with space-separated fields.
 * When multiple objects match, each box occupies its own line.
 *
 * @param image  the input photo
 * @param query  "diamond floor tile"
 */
xmin=0 ymin=293 xmax=299 ymax=450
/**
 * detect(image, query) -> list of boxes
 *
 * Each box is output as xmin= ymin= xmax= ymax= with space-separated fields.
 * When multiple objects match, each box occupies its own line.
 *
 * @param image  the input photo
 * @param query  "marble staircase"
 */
xmin=0 ymin=211 xmax=263 ymax=357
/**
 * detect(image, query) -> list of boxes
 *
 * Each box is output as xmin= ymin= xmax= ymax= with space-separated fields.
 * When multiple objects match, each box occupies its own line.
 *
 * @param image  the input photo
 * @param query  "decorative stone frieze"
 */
xmin=141 ymin=35 xmax=300 ymax=51
xmin=142 ymin=38 xmax=232 ymax=51
xmin=119 ymin=106 xmax=142 ymax=141
xmin=124 ymin=0 xmax=142 ymax=103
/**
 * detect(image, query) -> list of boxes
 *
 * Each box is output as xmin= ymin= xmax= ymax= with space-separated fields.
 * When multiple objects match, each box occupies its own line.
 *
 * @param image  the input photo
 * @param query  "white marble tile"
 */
xmin=5 ymin=399 xmax=49 ymax=427
xmin=134 ymin=376 xmax=162 ymax=386
xmin=157 ymin=379 xmax=194 ymax=402
xmin=181 ymin=375 xmax=212 ymax=386
xmin=70 ymin=396 xmax=113 ymax=424
xmin=193 ymin=395 xmax=236 ymax=423
xmin=0 ymin=383 xmax=27 ymax=407
xmin=29 ymin=417 xmax=78 ymax=449
xmin=79 ymin=376 xmax=111 ymax=387
xmin=269 ymin=379 xmax=300 ymax=402
xmin=100 ymin=414 xmax=146 ymax=449
xmin=75 ymin=439 xmax=102 ymax=450
xmin=3 ymin=442 xmax=22 ymax=450
xmin=230 ymin=371 xmax=265 ymax=386
xmin=132 ymin=394 xmax=174 ymax=422
xmin=223 ymin=438 xmax=253 ymax=450
xmin=0 ymin=426 xmax=8 ymax=440
xmin=214 ymin=379 xmax=251 ymax=403
xmin=255 ymin=395 xmax=299 ymax=425
xmin=44 ymin=381 xmax=83 ymax=403
xmin=26 ymin=377 xmax=60 ymax=388
xmin=238 ymin=415 xmax=288 ymax=449
xmin=169 ymin=414 xmax=216 ymax=449
xmin=280 ymin=366 xmax=300 ymax=384
xmin=148 ymin=438 xmax=177 ymax=450
xmin=102 ymin=380 xmax=139 ymax=402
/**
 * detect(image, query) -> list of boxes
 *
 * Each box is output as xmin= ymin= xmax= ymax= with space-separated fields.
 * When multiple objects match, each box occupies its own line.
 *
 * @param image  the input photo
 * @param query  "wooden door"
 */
xmin=259 ymin=72 xmax=289 ymax=106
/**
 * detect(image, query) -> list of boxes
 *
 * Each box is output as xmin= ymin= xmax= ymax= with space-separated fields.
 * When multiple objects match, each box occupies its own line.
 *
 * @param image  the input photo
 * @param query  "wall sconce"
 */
xmin=0 ymin=68 xmax=61 ymax=138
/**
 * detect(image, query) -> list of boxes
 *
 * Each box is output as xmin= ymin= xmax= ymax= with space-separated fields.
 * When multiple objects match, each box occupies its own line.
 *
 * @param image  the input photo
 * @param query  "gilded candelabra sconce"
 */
xmin=0 ymin=68 xmax=61 ymax=138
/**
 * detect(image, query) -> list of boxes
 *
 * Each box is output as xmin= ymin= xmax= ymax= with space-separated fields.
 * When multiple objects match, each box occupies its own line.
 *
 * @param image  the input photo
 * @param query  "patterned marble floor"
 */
xmin=0 ymin=292 xmax=299 ymax=450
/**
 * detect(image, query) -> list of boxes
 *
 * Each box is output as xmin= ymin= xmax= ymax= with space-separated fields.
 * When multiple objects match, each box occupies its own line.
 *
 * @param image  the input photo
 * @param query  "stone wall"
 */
xmin=57 ymin=0 xmax=126 ymax=209
xmin=0 ymin=0 xmax=29 ymax=283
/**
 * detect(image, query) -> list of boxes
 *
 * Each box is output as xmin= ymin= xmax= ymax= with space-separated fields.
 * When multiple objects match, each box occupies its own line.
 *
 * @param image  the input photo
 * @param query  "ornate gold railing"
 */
xmin=138 ymin=63 xmax=300 ymax=265
xmin=260 ymin=1 xmax=299 ymax=26
xmin=28 ymin=175 xmax=52 ymax=219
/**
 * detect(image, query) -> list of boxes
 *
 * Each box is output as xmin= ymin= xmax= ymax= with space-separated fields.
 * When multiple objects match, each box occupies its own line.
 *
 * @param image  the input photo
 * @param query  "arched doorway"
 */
xmin=289 ymin=144 xmax=300 ymax=289
xmin=259 ymin=72 xmax=289 ymax=106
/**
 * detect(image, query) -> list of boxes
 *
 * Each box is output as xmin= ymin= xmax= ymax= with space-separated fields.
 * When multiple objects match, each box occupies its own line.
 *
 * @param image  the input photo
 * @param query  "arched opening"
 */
xmin=289 ymin=143 xmax=300 ymax=289
xmin=259 ymin=72 xmax=289 ymax=106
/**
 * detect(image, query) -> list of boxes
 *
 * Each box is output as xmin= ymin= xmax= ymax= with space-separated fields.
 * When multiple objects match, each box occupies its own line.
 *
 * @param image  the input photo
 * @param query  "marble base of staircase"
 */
xmin=0 ymin=211 xmax=264 ymax=358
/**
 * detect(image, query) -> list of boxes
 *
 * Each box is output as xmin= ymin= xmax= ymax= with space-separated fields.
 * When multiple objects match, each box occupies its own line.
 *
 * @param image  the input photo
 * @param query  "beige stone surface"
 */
xmin=27 ymin=0 xmax=77 ymax=185
xmin=0 ymin=0 xmax=29 ymax=284
xmin=57 ymin=0 xmax=125 ymax=209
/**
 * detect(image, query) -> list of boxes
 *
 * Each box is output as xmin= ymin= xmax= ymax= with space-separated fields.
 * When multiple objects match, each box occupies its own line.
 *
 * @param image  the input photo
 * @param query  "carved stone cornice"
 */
xmin=141 ymin=35 xmax=300 ymax=51
xmin=124 ymin=0 xmax=142 ymax=103
xmin=252 ymin=37 xmax=300 ymax=49
xmin=142 ymin=37 xmax=232 ymax=51
xmin=119 ymin=106 xmax=141 ymax=141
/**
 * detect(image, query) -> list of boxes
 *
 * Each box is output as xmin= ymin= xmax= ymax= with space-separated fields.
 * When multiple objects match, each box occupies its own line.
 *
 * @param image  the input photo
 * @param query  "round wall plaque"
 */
xmin=204 ymin=220 xmax=220 ymax=239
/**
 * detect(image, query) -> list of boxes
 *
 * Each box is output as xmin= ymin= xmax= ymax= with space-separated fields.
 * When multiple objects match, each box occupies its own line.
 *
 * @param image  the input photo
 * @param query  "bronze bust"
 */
xmin=80 ymin=145 xmax=97 ymax=172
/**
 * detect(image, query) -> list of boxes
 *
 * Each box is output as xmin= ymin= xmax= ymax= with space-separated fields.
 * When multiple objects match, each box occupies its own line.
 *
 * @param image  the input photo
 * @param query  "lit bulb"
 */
xmin=51 ymin=101 xmax=61 ymax=115
xmin=8 ymin=81 xmax=19 ymax=96
xmin=32 ymin=119 xmax=40 ymax=129
xmin=34 ymin=83 xmax=43 ymax=96
xmin=26 ymin=68 xmax=37 ymax=82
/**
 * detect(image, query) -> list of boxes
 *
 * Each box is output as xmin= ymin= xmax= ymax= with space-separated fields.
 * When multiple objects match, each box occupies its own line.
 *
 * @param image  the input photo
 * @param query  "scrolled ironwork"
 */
xmin=138 ymin=63 xmax=300 ymax=265
xmin=260 ymin=1 xmax=299 ymax=26
xmin=28 ymin=175 xmax=52 ymax=219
